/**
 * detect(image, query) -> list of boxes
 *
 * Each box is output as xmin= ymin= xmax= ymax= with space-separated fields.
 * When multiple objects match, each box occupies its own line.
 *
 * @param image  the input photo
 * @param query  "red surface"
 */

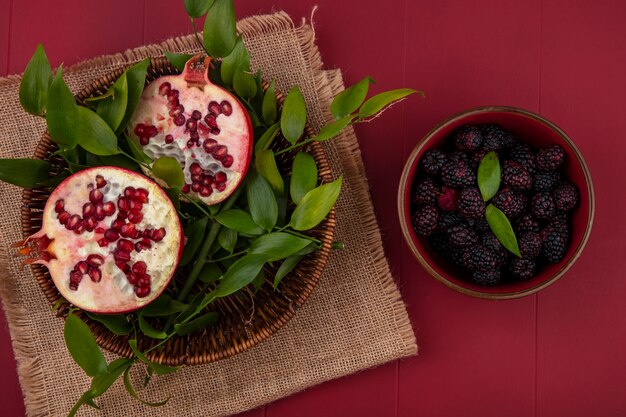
xmin=0 ymin=1 xmax=623 ymax=416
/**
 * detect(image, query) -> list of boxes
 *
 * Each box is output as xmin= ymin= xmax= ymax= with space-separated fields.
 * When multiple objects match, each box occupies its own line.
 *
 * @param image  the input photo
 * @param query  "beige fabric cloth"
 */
xmin=0 ymin=12 xmax=417 ymax=417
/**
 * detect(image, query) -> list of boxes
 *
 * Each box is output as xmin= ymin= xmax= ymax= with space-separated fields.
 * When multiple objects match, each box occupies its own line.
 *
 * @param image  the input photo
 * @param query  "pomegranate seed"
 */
xmin=202 ymin=176 xmax=213 ymax=186
xmin=95 ymin=175 xmax=106 ymax=189
xmin=134 ymin=188 xmax=149 ymax=203
xmin=117 ymin=211 xmax=128 ymax=220
xmin=212 ymin=145 xmax=227 ymax=160
xmin=86 ymin=254 xmax=105 ymax=267
xmin=152 ymin=228 xmax=166 ymax=242
xmin=54 ymin=199 xmax=64 ymax=213
xmin=197 ymin=122 xmax=211 ymax=135
xmin=132 ymin=261 xmax=147 ymax=275
xmin=199 ymin=186 xmax=212 ymax=197
xmin=124 ymin=187 xmax=136 ymax=197
xmin=102 ymin=201 xmax=116 ymax=216
xmin=208 ymin=101 xmax=221 ymax=116
xmin=69 ymin=271 xmax=83 ymax=288
xmin=111 ymin=219 xmax=125 ymax=231
xmin=220 ymin=100 xmax=232 ymax=116
xmin=117 ymin=239 xmax=134 ymax=253
xmin=165 ymin=134 xmax=174 ymax=144
xmin=191 ymin=110 xmax=202 ymax=120
xmin=191 ymin=175 xmax=202 ymax=183
xmin=147 ymin=125 xmax=158 ymax=138
xmin=190 ymin=163 xmax=203 ymax=175
xmin=186 ymin=118 xmax=197 ymax=131
xmin=128 ymin=199 xmax=142 ymax=211
xmin=104 ymin=229 xmax=119 ymax=241
xmin=118 ymin=197 xmax=130 ymax=212
xmin=95 ymin=205 xmax=106 ymax=221
xmin=137 ymin=274 xmax=150 ymax=288
xmin=174 ymin=114 xmax=186 ymax=126
xmin=222 ymin=154 xmax=234 ymax=168
xmin=115 ymin=261 xmax=130 ymax=273
xmin=134 ymin=123 xmax=146 ymax=137
xmin=128 ymin=210 xmax=143 ymax=224
xmin=214 ymin=171 xmax=227 ymax=183
xmin=120 ymin=223 xmax=138 ymax=239
xmin=94 ymin=227 xmax=106 ymax=234
xmin=82 ymin=203 xmax=95 ymax=218
xmin=88 ymin=267 xmax=102 ymax=283
xmin=73 ymin=223 xmax=86 ymax=234
xmin=190 ymin=130 xmax=200 ymax=141
xmin=204 ymin=114 xmax=217 ymax=128
xmin=187 ymin=139 xmax=195 ymax=147
xmin=216 ymin=183 xmax=227 ymax=192
xmin=140 ymin=137 xmax=149 ymax=146
xmin=135 ymin=286 xmax=150 ymax=298
xmin=127 ymin=272 xmax=139 ymax=285
xmin=169 ymin=104 xmax=184 ymax=117
xmin=84 ymin=217 xmax=96 ymax=232
xmin=89 ymin=189 xmax=103 ymax=204
xmin=66 ymin=214 xmax=81 ymax=230
xmin=182 ymin=184 xmax=190 ymax=193
xmin=135 ymin=240 xmax=150 ymax=252
xmin=158 ymin=82 xmax=171 ymax=96
xmin=76 ymin=261 xmax=89 ymax=275
xmin=166 ymin=100 xmax=178 ymax=111
xmin=203 ymin=138 xmax=217 ymax=152
xmin=114 ymin=250 xmax=131 ymax=262
xmin=97 ymin=238 xmax=109 ymax=247
xmin=191 ymin=182 xmax=201 ymax=192
xmin=58 ymin=211 xmax=70 ymax=225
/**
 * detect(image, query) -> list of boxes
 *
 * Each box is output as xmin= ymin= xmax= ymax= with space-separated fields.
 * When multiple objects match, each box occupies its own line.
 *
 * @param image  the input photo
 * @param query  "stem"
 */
xmin=274 ymin=137 xmax=315 ymax=156
xmin=118 ymin=149 xmax=150 ymax=168
xmin=67 ymin=393 xmax=90 ymax=417
xmin=273 ymin=227 xmax=322 ymax=245
xmin=191 ymin=19 xmax=211 ymax=57
xmin=182 ymin=194 xmax=213 ymax=218
xmin=210 ymin=250 xmax=247 ymax=263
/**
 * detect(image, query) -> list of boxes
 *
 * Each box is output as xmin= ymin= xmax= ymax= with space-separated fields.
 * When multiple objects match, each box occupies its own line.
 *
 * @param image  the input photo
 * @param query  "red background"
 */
xmin=1 ymin=1 xmax=624 ymax=416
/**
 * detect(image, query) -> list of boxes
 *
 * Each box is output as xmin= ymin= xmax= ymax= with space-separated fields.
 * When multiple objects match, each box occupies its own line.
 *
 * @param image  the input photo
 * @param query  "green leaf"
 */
xmin=125 ymin=134 xmax=153 ymax=165
xmin=123 ymin=366 xmax=169 ymax=407
xmin=198 ymin=263 xmax=223 ymax=284
xmin=215 ymin=209 xmax=264 ymax=235
xmin=19 ymin=43 xmax=52 ymax=116
xmin=0 ymin=158 xmax=53 ymax=188
xmin=128 ymin=340 xmax=179 ymax=375
xmin=75 ymin=106 xmax=119 ymax=156
xmin=63 ymin=314 xmax=107 ymax=377
xmin=138 ymin=315 xmax=167 ymax=340
xmin=118 ymin=58 xmax=150 ymax=134
xmin=203 ymin=0 xmax=237 ymax=58
xmin=220 ymin=37 xmax=250 ymax=86
xmin=246 ymin=170 xmax=278 ymax=232
xmin=164 ymin=51 xmax=193 ymax=73
xmin=249 ymin=232 xmax=312 ymax=261
xmin=184 ymin=0 xmax=214 ymax=17
xmin=151 ymin=156 xmax=185 ymax=188
xmin=290 ymin=152 xmax=318 ymax=205
xmin=89 ymin=358 xmax=132 ymax=397
xmin=262 ymin=81 xmax=277 ymax=124
xmin=274 ymin=255 xmax=303 ymax=288
xmin=290 ymin=177 xmax=342 ymax=231
xmin=87 ymin=152 xmax=140 ymax=172
xmin=96 ymin=73 xmax=128 ymax=131
xmin=165 ymin=187 xmax=180 ymax=211
xmin=330 ymin=76 xmax=373 ymax=120
xmin=218 ymin=227 xmax=237 ymax=253
xmin=485 ymin=204 xmax=521 ymax=257
xmin=214 ymin=254 xmax=268 ymax=297
xmin=46 ymin=66 xmax=79 ymax=149
xmin=179 ymin=218 xmax=209 ymax=266
xmin=256 ymin=149 xmax=285 ymax=196
xmin=254 ymin=122 xmax=280 ymax=154
xmin=85 ymin=312 xmax=132 ymax=336
xmin=174 ymin=312 xmax=218 ymax=336
xmin=141 ymin=295 xmax=188 ymax=317
xmin=313 ymin=115 xmax=355 ymax=142
xmin=280 ymin=86 xmax=307 ymax=145
xmin=477 ymin=151 xmax=501 ymax=201
xmin=358 ymin=88 xmax=417 ymax=119
xmin=233 ymin=69 xmax=257 ymax=99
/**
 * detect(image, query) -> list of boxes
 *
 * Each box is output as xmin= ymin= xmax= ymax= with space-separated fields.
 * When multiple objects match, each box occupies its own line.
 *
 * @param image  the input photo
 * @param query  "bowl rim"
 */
xmin=397 ymin=105 xmax=595 ymax=299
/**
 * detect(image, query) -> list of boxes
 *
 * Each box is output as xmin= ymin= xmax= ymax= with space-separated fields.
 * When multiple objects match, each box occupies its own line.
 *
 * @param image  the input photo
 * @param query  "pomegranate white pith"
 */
xmin=20 ymin=167 xmax=183 ymax=314
xmin=129 ymin=54 xmax=253 ymax=206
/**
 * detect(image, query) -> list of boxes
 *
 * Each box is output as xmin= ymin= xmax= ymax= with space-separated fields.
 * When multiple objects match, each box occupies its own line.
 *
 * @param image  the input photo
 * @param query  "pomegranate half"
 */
xmin=18 ymin=167 xmax=183 ymax=314
xmin=129 ymin=54 xmax=253 ymax=205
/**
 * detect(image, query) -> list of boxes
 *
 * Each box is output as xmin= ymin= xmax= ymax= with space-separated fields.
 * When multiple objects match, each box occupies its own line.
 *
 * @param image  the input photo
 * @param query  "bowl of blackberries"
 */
xmin=398 ymin=106 xmax=594 ymax=299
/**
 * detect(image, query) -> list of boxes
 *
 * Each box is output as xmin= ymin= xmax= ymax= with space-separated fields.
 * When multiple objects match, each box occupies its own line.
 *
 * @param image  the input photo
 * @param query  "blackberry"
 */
xmin=515 ymin=214 xmax=541 ymax=234
xmin=441 ymin=160 xmax=474 ymax=188
xmin=412 ymin=178 xmax=438 ymax=206
xmin=531 ymin=192 xmax=556 ymax=219
xmin=429 ymin=233 xmax=451 ymax=259
xmin=462 ymin=245 xmax=500 ymax=271
xmin=458 ymin=187 xmax=485 ymax=219
xmin=501 ymin=160 xmax=532 ymax=191
xmin=541 ymin=222 xmax=569 ymax=263
xmin=470 ymin=149 xmax=489 ymax=169
xmin=536 ymin=144 xmax=565 ymax=171
xmin=509 ymin=142 xmax=536 ymax=174
xmin=420 ymin=149 xmax=447 ymax=176
xmin=454 ymin=125 xmax=483 ymax=151
xmin=533 ymin=170 xmax=560 ymax=192
xmin=481 ymin=232 xmax=508 ymax=266
xmin=554 ymin=183 xmax=579 ymax=211
xmin=449 ymin=150 xmax=471 ymax=163
xmin=509 ymin=258 xmax=536 ymax=281
xmin=519 ymin=232 xmax=542 ymax=259
xmin=448 ymin=223 xmax=478 ymax=247
xmin=473 ymin=270 xmax=501 ymax=286
xmin=467 ymin=217 xmax=490 ymax=234
xmin=411 ymin=205 xmax=439 ymax=237
xmin=492 ymin=188 xmax=527 ymax=219
xmin=481 ymin=124 xmax=516 ymax=150
xmin=437 ymin=186 xmax=459 ymax=211
xmin=437 ymin=211 xmax=462 ymax=231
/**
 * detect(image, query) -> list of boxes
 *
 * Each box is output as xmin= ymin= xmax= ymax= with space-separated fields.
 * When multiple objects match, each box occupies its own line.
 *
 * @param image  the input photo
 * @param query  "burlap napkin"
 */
xmin=0 ymin=12 xmax=417 ymax=417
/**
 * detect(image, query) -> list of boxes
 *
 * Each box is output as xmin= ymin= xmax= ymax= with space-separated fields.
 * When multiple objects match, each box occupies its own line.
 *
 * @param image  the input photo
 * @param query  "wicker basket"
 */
xmin=21 ymin=57 xmax=336 ymax=366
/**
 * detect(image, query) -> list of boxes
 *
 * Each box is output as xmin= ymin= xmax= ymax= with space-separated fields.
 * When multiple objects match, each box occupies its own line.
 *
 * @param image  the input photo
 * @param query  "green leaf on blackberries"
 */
xmin=478 ymin=151 xmax=501 ymax=201
xmin=485 ymin=204 xmax=521 ymax=258
xmin=330 ymin=76 xmax=373 ymax=120
xmin=63 ymin=314 xmax=107 ymax=377
xmin=290 ymin=152 xmax=317 ymax=205
xmin=290 ymin=176 xmax=342 ymax=231
xmin=19 ymin=43 xmax=52 ymax=116
xmin=280 ymin=86 xmax=307 ymax=145
xmin=203 ymin=0 xmax=237 ymax=58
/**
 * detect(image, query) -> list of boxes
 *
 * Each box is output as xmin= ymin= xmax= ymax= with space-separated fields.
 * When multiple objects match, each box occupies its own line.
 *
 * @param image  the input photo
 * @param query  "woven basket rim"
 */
xmin=20 ymin=56 xmax=337 ymax=365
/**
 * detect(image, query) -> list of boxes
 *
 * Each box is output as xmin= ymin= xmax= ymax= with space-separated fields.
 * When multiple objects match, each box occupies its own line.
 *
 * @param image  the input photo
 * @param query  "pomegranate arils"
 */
xmin=216 ymin=183 xmax=227 ymax=192
xmin=88 ymin=267 xmax=102 ymax=283
xmin=135 ymin=286 xmax=150 ymax=298
xmin=191 ymin=183 xmax=201 ymax=192
xmin=97 ymin=238 xmax=109 ymax=247
xmin=158 ymin=82 xmax=171 ymax=96
xmin=135 ymin=239 xmax=151 ymax=252
xmin=87 ymin=254 xmax=105 ymax=267
xmin=128 ymin=210 xmax=143 ymax=224
xmin=102 ymin=201 xmax=116 ymax=216
xmin=120 ymin=223 xmax=138 ymax=239
xmin=114 ymin=250 xmax=131 ymax=262
xmin=66 ymin=214 xmax=81 ymax=230
xmin=222 ymin=155 xmax=234 ymax=168
xmin=54 ymin=199 xmax=64 ymax=213
xmin=186 ymin=118 xmax=197 ymax=131
xmin=89 ymin=189 xmax=103 ymax=204
xmin=165 ymin=134 xmax=174 ymax=144
xmin=57 ymin=211 xmax=70 ymax=225
xmin=137 ymin=274 xmax=150 ymax=288
xmin=215 ymin=171 xmax=227 ymax=183
xmin=118 ymin=197 xmax=130 ymax=212
xmin=191 ymin=110 xmax=202 ymax=120
xmin=132 ymin=261 xmax=147 ymax=275
xmin=174 ymin=114 xmax=186 ymax=126
xmin=117 ymin=239 xmax=134 ymax=253
xmin=208 ymin=101 xmax=221 ymax=116
xmin=204 ymin=114 xmax=217 ymax=128
xmin=104 ymin=229 xmax=119 ymax=242
xmin=112 ymin=219 xmax=125 ymax=231
xmin=152 ymin=228 xmax=166 ymax=242
xmin=220 ymin=100 xmax=232 ymax=116
xmin=134 ymin=124 xmax=146 ymax=137
xmin=190 ymin=163 xmax=203 ymax=175
xmin=182 ymin=184 xmax=190 ymax=193
xmin=95 ymin=175 xmax=106 ymax=188
xmin=213 ymin=145 xmax=227 ymax=160
xmin=82 ymin=203 xmax=95 ymax=218
xmin=76 ymin=261 xmax=89 ymax=274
